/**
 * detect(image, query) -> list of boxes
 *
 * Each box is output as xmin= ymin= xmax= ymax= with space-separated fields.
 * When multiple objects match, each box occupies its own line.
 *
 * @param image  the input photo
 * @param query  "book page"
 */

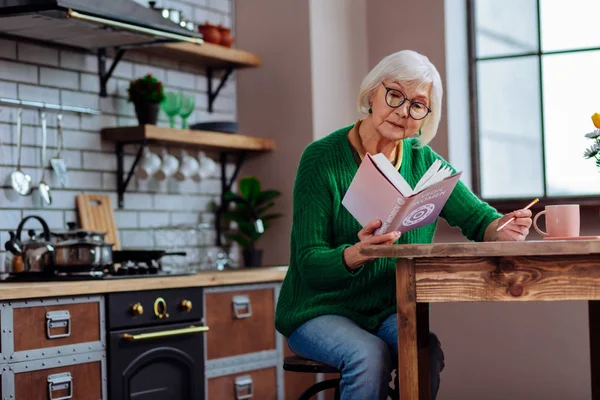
xmin=369 ymin=153 xmax=414 ymax=196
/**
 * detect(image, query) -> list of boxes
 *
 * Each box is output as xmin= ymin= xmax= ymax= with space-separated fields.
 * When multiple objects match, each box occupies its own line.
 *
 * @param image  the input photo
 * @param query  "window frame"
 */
xmin=466 ymin=0 xmax=600 ymax=211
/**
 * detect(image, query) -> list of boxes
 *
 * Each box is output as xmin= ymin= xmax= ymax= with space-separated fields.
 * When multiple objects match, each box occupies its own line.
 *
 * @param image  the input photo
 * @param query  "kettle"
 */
xmin=7 ymin=216 xmax=55 ymax=273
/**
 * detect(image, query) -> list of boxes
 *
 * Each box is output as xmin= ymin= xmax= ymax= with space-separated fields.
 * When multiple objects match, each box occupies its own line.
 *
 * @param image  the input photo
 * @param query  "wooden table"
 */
xmin=360 ymin=240 xmax=600 ymax=400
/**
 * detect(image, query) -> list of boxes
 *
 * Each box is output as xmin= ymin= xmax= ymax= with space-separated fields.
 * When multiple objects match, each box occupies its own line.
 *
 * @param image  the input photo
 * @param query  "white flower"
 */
xmin=584 ymin=143 xmax=599 ymax=158
xmin=585 ymin=129 xmax=600 ymax=139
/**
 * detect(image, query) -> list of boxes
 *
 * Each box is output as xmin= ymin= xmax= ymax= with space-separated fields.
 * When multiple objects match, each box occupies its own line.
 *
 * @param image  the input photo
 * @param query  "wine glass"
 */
xmin=179 ymin=94 xmax=195 ymax=129
xmin=160 ymin=92 xmax=182 ymax=128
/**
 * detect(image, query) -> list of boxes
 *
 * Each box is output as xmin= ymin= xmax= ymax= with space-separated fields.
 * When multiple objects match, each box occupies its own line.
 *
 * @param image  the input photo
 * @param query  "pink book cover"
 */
xmin=342 ymin=153 xmax=462 ymax=234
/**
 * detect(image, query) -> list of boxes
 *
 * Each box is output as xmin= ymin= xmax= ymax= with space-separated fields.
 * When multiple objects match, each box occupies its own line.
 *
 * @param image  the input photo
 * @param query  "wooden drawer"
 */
xmin=14 ymin=360 xmax=103 ymax=400
xmin=13 ymin=301 xmax=100 ymax=352
xmin=205 ymin=288 xmax=275 ymax=359
xmin=207 ymin=367 xmax=277 ymax=400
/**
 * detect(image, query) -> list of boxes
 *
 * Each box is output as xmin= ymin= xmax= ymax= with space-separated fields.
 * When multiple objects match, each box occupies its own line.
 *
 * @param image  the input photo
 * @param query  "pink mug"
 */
xmin=533 ymin=204 xmax=580 ymax=238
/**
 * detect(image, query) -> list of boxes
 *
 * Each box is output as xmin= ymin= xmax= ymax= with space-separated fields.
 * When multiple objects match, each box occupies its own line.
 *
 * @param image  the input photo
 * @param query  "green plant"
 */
xmin=223 ymin=176 xmax=282 ymax=250
xmin=583 ymin=112 xmax=600 ymax=169
xmin=127 ymin=74 xmax=165 ymax=104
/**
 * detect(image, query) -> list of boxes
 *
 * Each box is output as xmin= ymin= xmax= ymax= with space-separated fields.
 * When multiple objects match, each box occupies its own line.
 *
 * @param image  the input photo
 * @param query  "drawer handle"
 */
xmin=46 ymin=310 xmax=71 ymax=339
xmin=47 ymin=372 xmax=73 ymax=400
xmin=234 ymin=375 xmax=254 ymax=399
xmin=232 ymin=295 xmax=252 ymax=319
xmin=122 ymin=325 xmax=209 ymax=341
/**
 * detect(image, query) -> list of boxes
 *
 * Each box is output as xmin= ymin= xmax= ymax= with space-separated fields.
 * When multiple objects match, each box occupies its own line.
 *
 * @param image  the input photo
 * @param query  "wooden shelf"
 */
xmin=132 ymin=42 xmax=262 ymax=69
xmin=101 ymin=125 xmax=275 ymax=152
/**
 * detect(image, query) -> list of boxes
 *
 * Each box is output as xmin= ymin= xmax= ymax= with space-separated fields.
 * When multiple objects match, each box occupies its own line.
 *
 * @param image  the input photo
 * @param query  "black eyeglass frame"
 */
xmin=381 ymin=83 xmax=432 ymax=120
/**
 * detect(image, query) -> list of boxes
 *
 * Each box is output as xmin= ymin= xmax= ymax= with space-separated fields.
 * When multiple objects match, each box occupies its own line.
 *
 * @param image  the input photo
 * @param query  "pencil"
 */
xmin=495 ymin=198 xmax=539 ymax=232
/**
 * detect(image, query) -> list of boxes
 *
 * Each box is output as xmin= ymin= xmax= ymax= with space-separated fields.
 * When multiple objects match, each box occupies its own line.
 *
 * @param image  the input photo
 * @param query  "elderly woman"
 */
xmin=275 ymin=50 xmax=532 ymax=399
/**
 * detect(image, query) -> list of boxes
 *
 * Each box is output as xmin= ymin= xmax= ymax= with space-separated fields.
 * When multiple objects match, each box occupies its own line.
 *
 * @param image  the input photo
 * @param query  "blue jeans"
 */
xmin=287 ymin=313 xmax=444 ymax=400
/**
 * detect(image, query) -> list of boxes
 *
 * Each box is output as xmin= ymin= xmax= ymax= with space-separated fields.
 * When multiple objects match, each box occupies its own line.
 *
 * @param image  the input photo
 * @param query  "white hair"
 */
xmin=358 ymin=50 xmax=443 ymax=145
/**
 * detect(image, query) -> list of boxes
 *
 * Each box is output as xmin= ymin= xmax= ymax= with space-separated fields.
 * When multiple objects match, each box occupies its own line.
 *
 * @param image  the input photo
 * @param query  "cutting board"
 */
xmin=76 ymin=194 xmax=121 ymax=250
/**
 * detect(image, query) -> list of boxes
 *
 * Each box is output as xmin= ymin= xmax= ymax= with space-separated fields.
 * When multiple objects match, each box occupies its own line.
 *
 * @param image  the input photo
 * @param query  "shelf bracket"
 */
xmin=215 ymin=151 xmax=246 ymax=246
xmin=206 ymin=67 xmax=234 ymax=113
xmin=116 ymin=141 xmax=147 ymax=208
xmin=98 ymin=48 xmax=126 ymax=98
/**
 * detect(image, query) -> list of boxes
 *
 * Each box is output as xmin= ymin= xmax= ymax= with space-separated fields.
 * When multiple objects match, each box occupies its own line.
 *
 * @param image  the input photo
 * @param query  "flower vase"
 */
xmin=134 ymin=102 xmax=159 ymax=125
xmin=243 ymin=248 xmax=263 ymax=267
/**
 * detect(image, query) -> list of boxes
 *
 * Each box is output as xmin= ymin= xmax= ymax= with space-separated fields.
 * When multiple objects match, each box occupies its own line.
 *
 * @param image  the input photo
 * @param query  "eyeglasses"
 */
xmin=382 ymin=83 xmax=431 ymax=120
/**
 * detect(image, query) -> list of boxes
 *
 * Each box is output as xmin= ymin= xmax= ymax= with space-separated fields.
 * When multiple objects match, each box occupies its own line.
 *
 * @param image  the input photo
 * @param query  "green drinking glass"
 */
xmin=179 ymin=94 xmax=196 ymax=129
xmin=160 ymin=92 xmax=182 ymax=128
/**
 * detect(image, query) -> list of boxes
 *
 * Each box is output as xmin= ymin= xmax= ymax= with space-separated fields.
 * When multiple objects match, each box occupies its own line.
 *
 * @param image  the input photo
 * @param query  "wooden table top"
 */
xmin=0 ymin=266 xmax=288 ymax=301
xmin=358 ymin=239 xmax=600 ymax=258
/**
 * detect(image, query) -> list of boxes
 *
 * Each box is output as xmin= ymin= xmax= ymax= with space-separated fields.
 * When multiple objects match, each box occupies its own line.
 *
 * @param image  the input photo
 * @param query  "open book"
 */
xmin=342 ymin=153 xmax=462 ymax=235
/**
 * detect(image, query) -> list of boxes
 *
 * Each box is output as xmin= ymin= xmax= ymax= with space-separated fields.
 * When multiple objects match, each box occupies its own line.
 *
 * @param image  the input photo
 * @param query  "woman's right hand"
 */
xmin=343 ymin=219 xmax=401 ymax=271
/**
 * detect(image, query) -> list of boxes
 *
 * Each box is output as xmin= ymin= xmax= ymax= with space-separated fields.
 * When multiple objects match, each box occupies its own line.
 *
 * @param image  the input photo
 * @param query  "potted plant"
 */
xmin=583 ymin=112 xmax=600 ymax=169
xmin=223 ymin=176 xmax=282 ymax=267
xmin=127 ymin=74 xmax=165 ymax=125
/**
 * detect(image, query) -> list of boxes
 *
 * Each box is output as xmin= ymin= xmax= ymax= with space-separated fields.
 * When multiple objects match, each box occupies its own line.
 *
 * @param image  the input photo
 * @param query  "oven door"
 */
xmin=109 ymin=321 xmax=206 ymax=400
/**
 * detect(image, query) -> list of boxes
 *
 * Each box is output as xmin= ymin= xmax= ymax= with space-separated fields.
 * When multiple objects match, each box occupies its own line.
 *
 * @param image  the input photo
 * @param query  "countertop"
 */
xmin=0 ymin=266 xmax=288 ymax=301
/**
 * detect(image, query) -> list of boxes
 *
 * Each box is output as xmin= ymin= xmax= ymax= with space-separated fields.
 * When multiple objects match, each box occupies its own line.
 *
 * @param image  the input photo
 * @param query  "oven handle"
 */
xmin=121 ymin=325 xmax=209 ymax=341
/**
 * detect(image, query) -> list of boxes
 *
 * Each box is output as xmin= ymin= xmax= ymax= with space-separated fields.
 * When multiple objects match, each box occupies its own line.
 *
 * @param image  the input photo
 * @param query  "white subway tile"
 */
xmin=65 ymin=171 xmax=102 ymax=189
xmin=44 ymin=190 xmax=77 ymax=210
xmin=114 ymin=211 xmax=138 ymax=228
xmin=60 ymin=51 xmax=97 ymax=73
xmin=193 ymin=92 xmax=209 ymax=111
xmin=0 ymin=210 xmax=21 ymax=229
xmin=154 ymin=194 xmax=185 ymax=211
xmin=18 ymin=84 xmax=60 ymax=104
xmin=81 ymin=114 xmax=118 ymax=132
xmin=116 ymin=98 xmax=135 ymax=118
xmin=22 ymin=210 xmax=64 ymax=230
xmin=123 ymin=193 xmax=154 ymax=210
xmin=0 ymin=188 xmax=34 ymax=209
xmin=61 ymin=90 xmax=99 ymax=110
xmin=83 ymin=152 xmax=116 ymax=171
xmin=40 ymin=68 xmax=79 ymax=90
xmin=170 ymin=212 xmax=201 ymax=225
xmin=112 ymin=59 xmax=134 ymax=79
xmin=0 ymin=38 xmax=16 ymax=59
xmin=194 ymin=8 xmax=223 ymax=25
xmin=0 ymin=60 xmax=37 ymax=84
xmin=62 ymin=130 xmax=102 ymax=150
xmin=120 ymin=229 xmax=154 ymax=248
xmin=166 ymin=70 xmax=195 ymax=89
xmin=102 ymin=172 xmax=117 ymax=191
xmin=117 ymin=116 xmax=139 ymax=127
xmin=18 ymin=43 xmax=59 ymax=67
xmin=139 ymin=211 xmax=170 ymax=228
xmin=198 ymin=178 xmax=221 ymax=195
xmin=133 ymin=65 xmax=166 ymax=82
xmin=208 ymin=0 xmax=230 ymax=13
xmin=0 ymin=81 xmax=17 ymax=98
xmin=99 ymin=97 xmax=118 ymax=115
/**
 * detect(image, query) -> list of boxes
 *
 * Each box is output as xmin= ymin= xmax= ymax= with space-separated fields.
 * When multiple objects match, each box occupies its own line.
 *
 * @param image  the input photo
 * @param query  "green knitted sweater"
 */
xmin=275 ymin=124 xmax=501 ymax=337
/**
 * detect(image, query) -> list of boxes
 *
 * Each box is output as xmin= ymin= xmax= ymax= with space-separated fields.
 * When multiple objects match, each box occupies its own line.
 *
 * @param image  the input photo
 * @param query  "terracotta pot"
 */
xmin=133 ymin=102 xmax=159 ymax=125
xmin=198 ymin=23 xmax=221 ymax=44
xmin=218 ymin=25 xmax=233 ymax=47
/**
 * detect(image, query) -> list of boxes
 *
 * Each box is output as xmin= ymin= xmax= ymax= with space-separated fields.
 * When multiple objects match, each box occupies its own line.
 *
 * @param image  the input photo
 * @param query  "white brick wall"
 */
xmin=0 ymin=0 xmax=238 ymax=266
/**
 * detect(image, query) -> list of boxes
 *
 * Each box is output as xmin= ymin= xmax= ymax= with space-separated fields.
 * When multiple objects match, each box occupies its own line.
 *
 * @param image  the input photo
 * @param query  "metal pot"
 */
xmin=53 ymin=238 xmax=114 ymax=271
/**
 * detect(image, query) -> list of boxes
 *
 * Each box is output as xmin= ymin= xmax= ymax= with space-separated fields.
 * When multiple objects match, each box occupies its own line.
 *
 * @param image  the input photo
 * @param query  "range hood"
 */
xmin=0 ymin=0 xmax=203 ymax=49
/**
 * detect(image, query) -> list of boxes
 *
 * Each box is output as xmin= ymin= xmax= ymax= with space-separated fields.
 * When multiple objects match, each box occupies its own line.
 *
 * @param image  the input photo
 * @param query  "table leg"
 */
xmin=417 ymin=303 xmax=431 ymax=400
xmin=589 ymin=300 xmax=600 ymax=399
xmin=397 ymin=258 xmax=419 ymax=399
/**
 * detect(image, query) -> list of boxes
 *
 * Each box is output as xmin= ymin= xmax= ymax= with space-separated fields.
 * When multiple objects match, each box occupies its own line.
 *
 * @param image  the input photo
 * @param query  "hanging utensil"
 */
xmin=10 ymin=109 xmax=32 ymax=196
xmin=38 ymin=112 xmax=52 ymax=205
xmin=50 ymin=113 xmax=68 ymax=187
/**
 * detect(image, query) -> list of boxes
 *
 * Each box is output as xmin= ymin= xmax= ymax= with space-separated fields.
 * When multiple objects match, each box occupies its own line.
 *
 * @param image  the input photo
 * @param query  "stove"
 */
xmin=1 ymin=261 xmax=195 ymax=282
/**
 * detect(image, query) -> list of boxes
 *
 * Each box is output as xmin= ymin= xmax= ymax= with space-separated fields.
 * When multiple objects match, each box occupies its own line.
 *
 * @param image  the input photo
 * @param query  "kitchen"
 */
xmin=0 ymin=0 xmax=296 ymax=398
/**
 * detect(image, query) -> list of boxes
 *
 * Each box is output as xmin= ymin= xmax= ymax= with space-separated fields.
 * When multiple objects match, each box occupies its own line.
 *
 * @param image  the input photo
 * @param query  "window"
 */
xmin=468 ymin=0 xmax=600 ymax=203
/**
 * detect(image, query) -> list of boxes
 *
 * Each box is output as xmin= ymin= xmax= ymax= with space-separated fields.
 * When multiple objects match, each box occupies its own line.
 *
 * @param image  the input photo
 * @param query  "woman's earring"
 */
xmin=368 ymin=108 xmax=372 ymax=114
xmin=418 ymin=130 xmax=422 ymax=136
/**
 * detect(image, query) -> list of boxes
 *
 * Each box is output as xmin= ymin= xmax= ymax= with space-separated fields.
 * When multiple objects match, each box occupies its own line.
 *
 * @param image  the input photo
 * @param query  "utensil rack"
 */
xmin=0 ymin=97 xmax=102 ymax=115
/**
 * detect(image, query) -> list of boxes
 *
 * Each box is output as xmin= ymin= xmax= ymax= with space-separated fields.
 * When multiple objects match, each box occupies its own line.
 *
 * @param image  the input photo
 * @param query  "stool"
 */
xmin=283 ymin=355 xmax=341 ymax=400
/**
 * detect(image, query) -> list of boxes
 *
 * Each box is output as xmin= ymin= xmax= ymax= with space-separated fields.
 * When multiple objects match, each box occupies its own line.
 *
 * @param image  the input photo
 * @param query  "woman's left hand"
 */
xmin=485 ymin=209 xmax=533 ymax=241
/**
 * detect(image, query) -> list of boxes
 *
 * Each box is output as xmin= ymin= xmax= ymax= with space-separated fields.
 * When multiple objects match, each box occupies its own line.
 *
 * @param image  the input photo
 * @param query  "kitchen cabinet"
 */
xmin=207 ymin=367 xmax=277 ymax=400
xmin=0 ymin=296 xmax=107 ymax=399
